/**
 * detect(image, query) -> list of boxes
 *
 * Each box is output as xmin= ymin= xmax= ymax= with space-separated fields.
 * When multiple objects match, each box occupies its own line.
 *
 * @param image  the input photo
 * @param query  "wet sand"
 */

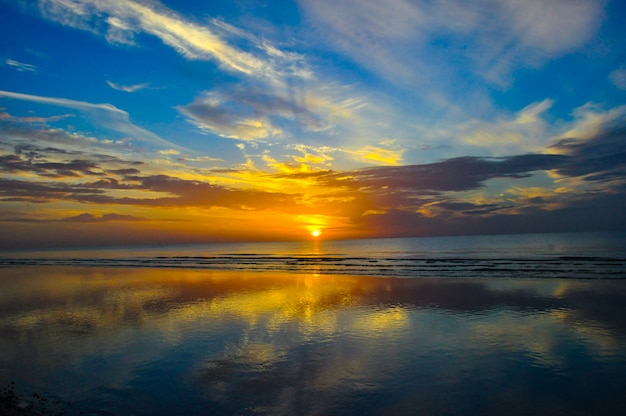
xmin=1 ymin=266 xmax=626 ymax=415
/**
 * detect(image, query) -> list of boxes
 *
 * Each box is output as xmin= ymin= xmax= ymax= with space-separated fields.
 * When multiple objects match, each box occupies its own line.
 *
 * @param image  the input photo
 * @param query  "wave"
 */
xmin=2 ymin=254 xmax=625 ymax=279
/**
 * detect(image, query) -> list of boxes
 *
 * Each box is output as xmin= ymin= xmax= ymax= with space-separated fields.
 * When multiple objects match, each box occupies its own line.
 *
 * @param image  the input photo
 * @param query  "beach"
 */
xmin=3 ymin=0 xmax=626 ymax=412
xmin=3 ymin=0 xmax=626 ymax=411
xmin=2 ymin=263 xmax=626 ymax=415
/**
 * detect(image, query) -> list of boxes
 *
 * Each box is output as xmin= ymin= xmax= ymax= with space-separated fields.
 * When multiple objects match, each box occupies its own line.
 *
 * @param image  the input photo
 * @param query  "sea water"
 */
xmin=2 ymin=231 xmax=626 ymax=279
xmin=1 ymin=232 xmax=626 ymax=415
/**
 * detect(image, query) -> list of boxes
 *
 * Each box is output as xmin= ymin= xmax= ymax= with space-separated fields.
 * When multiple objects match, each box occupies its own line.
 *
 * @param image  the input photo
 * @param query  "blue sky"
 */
xmin=1 ymin=0 xmax=626 ymax=248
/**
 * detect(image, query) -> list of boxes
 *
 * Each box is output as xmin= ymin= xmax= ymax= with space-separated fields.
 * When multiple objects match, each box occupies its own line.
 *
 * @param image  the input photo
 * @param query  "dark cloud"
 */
xmin=272 ymin=154 xmax=573 ymax=222
xmin=435 ymin=201 xmax=484 ymax=211
xmin=0 ymin=212 xmax=148 ymax=223
xmin=2 ymin=119 xmax=626 ymax=244
xmin=0 ymin=154 xmax=102 ymax=177
xmin=61 ymin=213 xmax=147 ymax=222
xmin=14 ymin=143 xmax=83 ymax=156
xmin=0 ymin=139 xmax=145 ymax=180
xmin=0 ymin=124 xmax=143 ymax=159
xmin=274 ymin=170 xmax=334 ymax=179
xmin=82 ymin=178 xmax=132 ymax=189
xmin=0 ymin=173 xmax=298 ymax=212
xmin=107 ymin=167 xmax=142 ymax=175
xmin=318 ymin=154 xmax=568 ymax=192
xmin=354 ymin=191 xmax=626 ymax=237
xmin=0 ymin=178 xmax=104 ymax=203
xmin=550 ymin=128 xmax=626 ymax=181
xmin=126 ymin=175 xmax=298 ymax=210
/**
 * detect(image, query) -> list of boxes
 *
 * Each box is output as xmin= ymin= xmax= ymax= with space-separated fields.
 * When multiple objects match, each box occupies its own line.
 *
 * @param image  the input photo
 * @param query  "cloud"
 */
xmin=4 ymin=59 xmax=38 ymax=72
xmin=5 ymin=117 xmax=622 ymax=223
xmin=0 ymin=110 xmax=71 ymax=124
xmin=0 ymin=124 xmax=130 ymax=159
xmin=289 ymin=115 xmax=626 ymax=228
xmin=0 ymin=90 xmax=186 ymax=151
xmin=550 ymin=128 xmax=626 ymax=182
xmin=178 ymin=83 xmax=360 ymax=141
xmin=458 ymin=99 xmax=554 ymax=155
xmin=37 ymin=0 xmax=308 ymax=82
xmin=0 ymin=148 xmax=299 ymax=210
xmin=178 ymin=91 xmax=284 ymax=141
xmin=34 ymin=0 xmax=384 ymax=152
xmin=347 ymin=143 xmax=405 ymax=165
xmin=106 ymin=80 xmax=150 ymax=93
xmin=102 ymin=174 xmax=298 ymax=210
xmin=0 ymin=90 xmax=119 ymax=112
xmin=35 ymin=0 xmax=366 ymax=145
xmin=2 ymin=95 xmax=625 ymax=241
xmin=419 ymin=101 xmax=626 ymax=162
xmin=0 ymin=154 xmax=102 ymax=178
xmin=558 ymin=103 xmax=626 ymax=141
xmin=356 ymin=191 xmax=626 ymax=238
xmin=319 ymin=154 xmax=568 ymax=193
xmin=545 ymin=104 xmax=626 ymax=182
xmin=0 ymin=138 xmax=146 ymax=180
xmin=158 ymin=149 xmax=180 ymax=156
xmin=0 ymin=177 xmax=104 ymax=203
xmin=610 ymin=66 xmax=626 ymax=90
xmin=0 ymin=124 xmax=152 ymax=176
xmin=299 ymin=0 xmax=603 ymax=87
xmin=108 ymin=167 xmax=141 ymax=175
xmin=61 ymin=212 xmax=146 ymax=222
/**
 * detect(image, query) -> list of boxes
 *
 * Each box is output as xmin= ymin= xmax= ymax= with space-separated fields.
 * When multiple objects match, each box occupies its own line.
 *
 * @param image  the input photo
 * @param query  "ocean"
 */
xmin=3 ymin=231 xmax=626 ymax=279
xmin=1 ymin=232 xmax=626 ymax=415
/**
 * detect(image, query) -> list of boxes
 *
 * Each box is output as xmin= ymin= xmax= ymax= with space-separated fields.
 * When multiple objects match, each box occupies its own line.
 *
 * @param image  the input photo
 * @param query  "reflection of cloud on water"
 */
xmin=463 ymin=280 xmax=626 ymax=370
xmin=350 ymin=306 xmax=410 ymax=336
xmin=1 ymin=266 xmax=626 ymax=414
xmin=470 ymin=312 xmax=574 ymax=369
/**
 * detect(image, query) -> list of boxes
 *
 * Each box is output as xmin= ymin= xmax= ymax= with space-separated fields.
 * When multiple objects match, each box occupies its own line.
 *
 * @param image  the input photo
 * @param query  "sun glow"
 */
xmin=311 ymin=229 xmax=321 ymax=238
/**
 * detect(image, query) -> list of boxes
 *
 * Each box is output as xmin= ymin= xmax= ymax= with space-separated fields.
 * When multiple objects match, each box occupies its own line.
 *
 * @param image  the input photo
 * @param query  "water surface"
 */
xmin=1 ymin=263 xmax=626 ymax=415
xmin=2 ymin=232 xmax=626 ymax=279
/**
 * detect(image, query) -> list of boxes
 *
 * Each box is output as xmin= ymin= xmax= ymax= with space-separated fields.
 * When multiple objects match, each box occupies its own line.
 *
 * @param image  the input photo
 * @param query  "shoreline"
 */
xmin=2 ymin=258 xmax=625 ymax=280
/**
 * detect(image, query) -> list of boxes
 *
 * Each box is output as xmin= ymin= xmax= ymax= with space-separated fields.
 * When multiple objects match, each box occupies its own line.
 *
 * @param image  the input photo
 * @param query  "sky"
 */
xmin=1 ymin=0 xmax=626 ymax=249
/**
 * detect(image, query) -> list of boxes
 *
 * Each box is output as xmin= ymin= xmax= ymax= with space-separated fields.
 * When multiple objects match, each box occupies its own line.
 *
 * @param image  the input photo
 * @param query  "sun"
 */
xmin=311 ymin=229 xmax=321 ymax=238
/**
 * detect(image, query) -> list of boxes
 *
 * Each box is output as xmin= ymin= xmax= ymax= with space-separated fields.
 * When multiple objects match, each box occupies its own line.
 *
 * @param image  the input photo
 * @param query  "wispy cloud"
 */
xmin=4 ymin=59 xmax=38 ymax=72
xmin=413 ymin=101 xmax=626 ymax=163
xmin=35 ymin=0 xmax=360 ymax=145
xmin=299 ymin=0 xmax=603 ymax=87
xmin=457 ymin=99 xmax=554 ymax=156
xmin=37 ymin=0 xmax=308 ymax=82
xmin=557 ymin=103 xmax=626 ymax=141
xmin=178 ymin=91 xmax=284 ymax=141
xmin=178 ymin=85 xmax=351 ymax=141
xmin=609 ymin=66 xmax=626 ymax=90
xmin=0 ymin=90 xmax=186 ymax=151
xmin=0 ymin=90 xmax=122 ymax=112
xmin=346 ymin=143 xmax=405 ymax=165
xmin=0 ymin=110 xmax=71 ymax=124
xmin=106 ymin=80 xmax=150 ymax=93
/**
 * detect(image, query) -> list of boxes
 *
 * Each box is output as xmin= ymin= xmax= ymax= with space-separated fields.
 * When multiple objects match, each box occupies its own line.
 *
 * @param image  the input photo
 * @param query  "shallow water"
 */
xmin=1 ymin=266 xmax=626 ymax=415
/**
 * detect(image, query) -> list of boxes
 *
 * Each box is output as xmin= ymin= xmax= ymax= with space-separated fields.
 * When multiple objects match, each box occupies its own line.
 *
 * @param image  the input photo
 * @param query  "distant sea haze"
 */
xmin=2 ymin=231 xmax=625 ymax=279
